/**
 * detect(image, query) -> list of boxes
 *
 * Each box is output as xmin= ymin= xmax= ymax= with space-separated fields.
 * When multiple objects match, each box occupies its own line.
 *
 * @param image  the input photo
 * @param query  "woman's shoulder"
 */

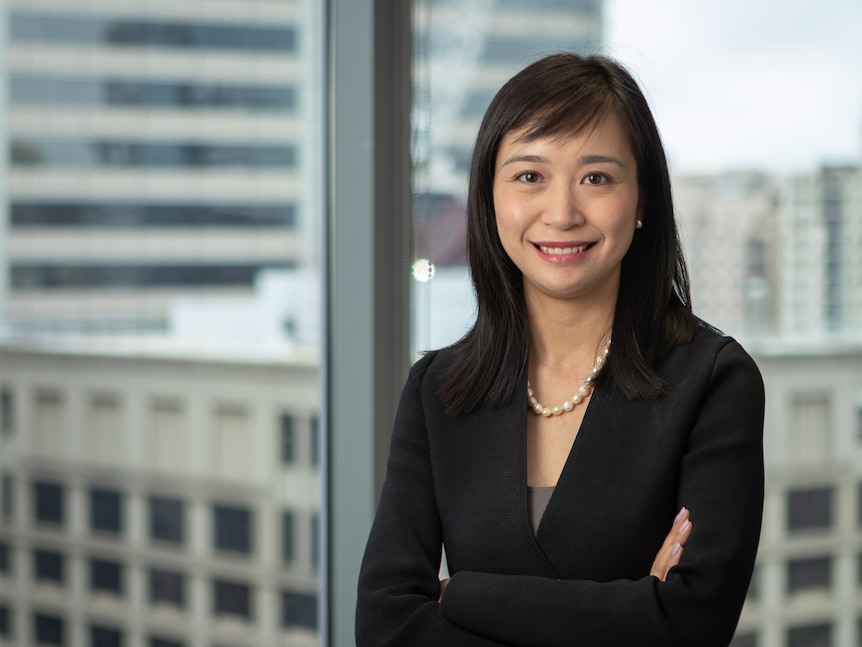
xmin=667 ymin=318 xmax=762 ymax=381
xmin=406 ymin=345 xmax=460 ymax=384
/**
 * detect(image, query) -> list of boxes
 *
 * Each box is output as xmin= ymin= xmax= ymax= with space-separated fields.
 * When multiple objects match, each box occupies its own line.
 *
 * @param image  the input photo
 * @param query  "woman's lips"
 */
xmin=533 ymin=241 xmax=595 ymax=263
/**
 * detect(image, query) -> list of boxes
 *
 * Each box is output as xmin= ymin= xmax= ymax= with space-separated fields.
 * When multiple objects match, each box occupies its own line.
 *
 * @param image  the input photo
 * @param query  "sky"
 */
xmin=604 ymin=0 xmax=862 ymax=175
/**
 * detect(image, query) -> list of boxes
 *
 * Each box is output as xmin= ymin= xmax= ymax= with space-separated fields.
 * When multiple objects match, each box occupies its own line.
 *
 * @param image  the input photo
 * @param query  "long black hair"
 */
xmin=440 ymin=53 xmax=697 ymax=415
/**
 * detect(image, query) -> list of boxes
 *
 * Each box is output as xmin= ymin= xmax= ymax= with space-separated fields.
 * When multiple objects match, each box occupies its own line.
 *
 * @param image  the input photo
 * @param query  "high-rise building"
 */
xmin=674 ymin=171 xmax=779 ymax=338
xmin=778 ymin=165 xmax=862 ymax=340
xmin=2 ymin=0 xmax=323 ymax=336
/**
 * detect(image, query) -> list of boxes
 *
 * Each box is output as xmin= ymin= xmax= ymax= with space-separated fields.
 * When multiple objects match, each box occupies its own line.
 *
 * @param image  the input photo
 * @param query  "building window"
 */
xmin=1 ymin=474 xmax=12 ymax=522
xmin=282 ymin=510 xmax=295 ymax=563
xmin=0 ymin=388 xmax=13 ymax=436
xmin=281 ymin=591 xmax=318 ymax=630
xmin=90 ymin=488 xmax=123 ymax=535
xmin=34 ymin=549 xmax=64 ymax=584
xmin=87 ymin=395 xmax=122 ymax=465
xmin=311 ymin=512 xmax=320 ymax=570
xmin=91 ymin=558 xmax=123 ymax=595
xmin=787 ymin=556 xmax=831 ymax=594
xmin=150 ymin=637 xmax=184 ymax=647
xmin=10 ymin=76 xmax=298 ymax=113
xmin=0 ymin=542 xmax=9 ymax=573
xmin=10 ymin=13 xmax=298 ymax=53
xmin=213 ymin=579 xmax=252 ymax=621
xmin=149 ymin=496 xmax=184 ymax=545
xmin=149 ymin=568 xmax=185 ymax=608
xmin=729 ymin=633 xmax=757 ymax=647
xmin=33 ymin=481 xmax=64 ymax=525
xmin=787 ymin=487 xmax=833 ymax=532
xmin=213 ymin=504 xmax=252 ymax=555
xmin=280 ymin=414 xmax=295 ymax=464
xmin=787 ymin=623 xmax=831 ymax=647
xmin=34 ymin=613 xmax=64 ymax=646
xmin=310 ymin=415 xmax=320 ymax=467
xmin=0 ymin=605 xmax=9 ymax=636
xmin=91 ymin=624 xmax=123 ymax=647
xmin=787 ymin=395 xmax=831 ymax=463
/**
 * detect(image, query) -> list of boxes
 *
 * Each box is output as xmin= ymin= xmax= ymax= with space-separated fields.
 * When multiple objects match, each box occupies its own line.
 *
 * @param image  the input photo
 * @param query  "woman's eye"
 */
xmin=584 ymin=173 xmax=608 ymax=185
xmin=517 ymin=171 xmax=541 ymax=184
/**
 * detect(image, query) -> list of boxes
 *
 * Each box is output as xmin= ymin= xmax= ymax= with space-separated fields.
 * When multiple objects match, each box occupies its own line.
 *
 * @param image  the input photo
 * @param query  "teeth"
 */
xmin=539 ymin=244 xmax=588 ymax=255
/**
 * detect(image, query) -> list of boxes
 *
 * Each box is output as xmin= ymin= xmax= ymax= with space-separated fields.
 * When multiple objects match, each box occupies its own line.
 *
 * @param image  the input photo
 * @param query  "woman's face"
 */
xmin=492 ymin=113 xmax=640 ymax=307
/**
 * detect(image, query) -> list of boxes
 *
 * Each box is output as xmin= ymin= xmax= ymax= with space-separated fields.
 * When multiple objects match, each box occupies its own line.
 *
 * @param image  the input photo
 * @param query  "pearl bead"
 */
xmin=527 ymin=337 xmax=610 ymax=417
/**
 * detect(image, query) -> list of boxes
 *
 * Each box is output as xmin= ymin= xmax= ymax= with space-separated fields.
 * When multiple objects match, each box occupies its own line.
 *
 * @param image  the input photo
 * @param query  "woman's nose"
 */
xmin=542 ymin=183 xmax=584 ymax=228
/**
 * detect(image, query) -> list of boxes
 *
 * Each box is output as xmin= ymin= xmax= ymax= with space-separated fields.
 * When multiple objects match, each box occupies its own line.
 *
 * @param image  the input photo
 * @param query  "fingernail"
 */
xmin=672 ymin=543 xmax=681 ymax=557
xmin=674 ymin=507 xmax=685 ymax=523
xmin=679 ymin=520 xmax=690 ymax=534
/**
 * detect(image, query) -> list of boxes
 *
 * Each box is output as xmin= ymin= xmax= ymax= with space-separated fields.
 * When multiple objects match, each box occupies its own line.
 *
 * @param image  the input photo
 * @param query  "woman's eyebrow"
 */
xmin=499 ymin=154 xmax=547 ymax=168
xmin=579 ymin=154 xmax=626 ymax=167
xmin=500 ymin=153 xmax=626 ymax=168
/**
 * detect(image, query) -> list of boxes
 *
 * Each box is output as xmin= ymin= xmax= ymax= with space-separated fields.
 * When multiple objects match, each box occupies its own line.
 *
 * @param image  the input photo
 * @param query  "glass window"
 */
xmin=33 ymin=481 xmax=64 ymax=525
xmin=282 ymin=510 xmax=295 ymax=563
xmin=281 ymin=590 xmax=318 ymax=630
xmin=34 ymin=549 xmax=64 ymax=584
xmin=90 ymin=488 xmax=123 ymax=535
xmin=729 ymin=633 xmax=757 ymax=647
xmin=280 ymin=414 xmax=295 ymax=464
xmin=213 ymin=579 xmax=252 ymax=620
xmin=11 ymin=138 xmax=298 ymax=169
xmin=310 ymin=415 xmax=320 ymax=467
xmin=10 ymin=13 xmax=298 ymax=52
xmin=33 ymin=613 xmax=64 ymax=646
xmin=90 ymin=558 xmax=123 ymax=595
xmin=213 ymin=504 xmax=252 ymax=555
xmin=787 ymin=557 xmax=832 ymax=594
xmin=150 ymin=638 xmax=184 ymax=647
xmin=787 ymin=487 xmax=833 ymax=532
xmin=787 ymin=623 xmax=831 ymax=647
xmin=1 ymin=0 xmax=327 ymax=644
xmin=1 ymin=474 xmax=12 ymax=522
xmin=91 ymin=624 xmax=123 ymax=647
xmin=149 ymin=497 xmax=184 ymax=545
xmin=0 ymin=542 xmax=9 ymax=573
xmin=311 ymin=512 xmax=320 ymax=570
xmin=149 ymin=568 xmax=185 ymax=608
xmin=12 ymin=202 xmax=297 ymax=228
xmin=0 ymin=388 xmax=13 ymax=436
xmin=10 ymin=75 xmax=298 ymax=112
xmin=0 ymin=605 xmax=9 ymax=636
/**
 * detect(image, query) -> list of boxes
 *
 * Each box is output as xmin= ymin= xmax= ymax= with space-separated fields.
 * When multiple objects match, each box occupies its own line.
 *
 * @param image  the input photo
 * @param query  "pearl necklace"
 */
xmin=528 ymin=338 xmax=611 ymax=417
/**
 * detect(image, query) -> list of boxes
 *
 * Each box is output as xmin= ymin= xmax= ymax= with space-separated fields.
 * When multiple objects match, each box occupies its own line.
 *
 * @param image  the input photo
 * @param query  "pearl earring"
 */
xmin=635 ymin=219 xmax=643 ymax=229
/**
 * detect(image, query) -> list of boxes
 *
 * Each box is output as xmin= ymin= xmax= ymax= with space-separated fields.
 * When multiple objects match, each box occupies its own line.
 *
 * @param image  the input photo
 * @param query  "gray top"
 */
xmin=527 ymin=486 xmax=555 ymax=535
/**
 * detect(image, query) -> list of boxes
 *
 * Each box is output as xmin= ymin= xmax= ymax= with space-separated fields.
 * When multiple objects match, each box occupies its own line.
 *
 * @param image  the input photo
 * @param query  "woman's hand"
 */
xmin=651 ymin=507 xmax=693 ymax=581
xmin=438 ymin=578 xmax=450 ymax=602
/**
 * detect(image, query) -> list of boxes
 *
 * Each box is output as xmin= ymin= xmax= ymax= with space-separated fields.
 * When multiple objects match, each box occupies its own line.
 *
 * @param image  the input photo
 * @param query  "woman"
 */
xmin=356 ymin=53 xmax=764 ymax=646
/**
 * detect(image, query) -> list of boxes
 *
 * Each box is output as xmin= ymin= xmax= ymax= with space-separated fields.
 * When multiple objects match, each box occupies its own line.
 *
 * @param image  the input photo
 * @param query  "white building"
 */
xmin=0 ymin=340 xmax=321 ymax=647
xmin=673 ymin=171 xmax=779 ymax=338
xmin=734 ymin=341 xmax=862 ymax=647
xmin=777 ymin=165 xmax=862 ymax=341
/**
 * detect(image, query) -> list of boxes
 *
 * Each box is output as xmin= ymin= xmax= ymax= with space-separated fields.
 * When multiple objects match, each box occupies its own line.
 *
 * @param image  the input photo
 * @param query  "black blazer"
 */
xmin=357 ymin=325 xmax=765 ymax=646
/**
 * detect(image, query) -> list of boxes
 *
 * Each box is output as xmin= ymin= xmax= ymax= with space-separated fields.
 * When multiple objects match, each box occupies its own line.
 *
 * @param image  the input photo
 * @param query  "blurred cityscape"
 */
xmin=0 ymin=1 xmax=860 ymax=646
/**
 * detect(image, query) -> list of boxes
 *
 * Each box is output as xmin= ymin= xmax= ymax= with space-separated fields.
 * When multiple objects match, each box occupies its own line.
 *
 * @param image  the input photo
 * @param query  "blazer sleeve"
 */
xmin=438 ymin=340 xmax=765 ymax=647
xmin=355 ymin=356 xmax=509 ymax=647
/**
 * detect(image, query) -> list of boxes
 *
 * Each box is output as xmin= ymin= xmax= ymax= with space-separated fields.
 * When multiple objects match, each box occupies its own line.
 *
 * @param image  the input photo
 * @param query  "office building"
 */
xmin=0 ymin=340 xmax=321 ymax=647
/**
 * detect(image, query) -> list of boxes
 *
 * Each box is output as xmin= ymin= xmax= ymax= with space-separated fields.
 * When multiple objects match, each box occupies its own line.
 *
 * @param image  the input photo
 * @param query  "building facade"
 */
xmin=2 ymin=0 xmax=323 ymax=336
xmin=0 ymin=342 xmax=321 ymax=647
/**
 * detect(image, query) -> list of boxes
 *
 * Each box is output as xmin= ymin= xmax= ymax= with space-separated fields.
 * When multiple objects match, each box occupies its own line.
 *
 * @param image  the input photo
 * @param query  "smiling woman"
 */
xmin=356 ymin=53 xmax=765 ymax=647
